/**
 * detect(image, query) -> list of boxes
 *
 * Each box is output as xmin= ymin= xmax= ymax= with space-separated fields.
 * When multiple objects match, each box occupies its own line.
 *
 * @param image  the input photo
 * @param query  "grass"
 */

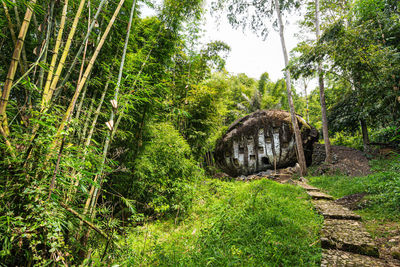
xmin=111 ymin=179 xmax=322 ymax=266
xmin=308 ymin=154 xmax=400 ymax=221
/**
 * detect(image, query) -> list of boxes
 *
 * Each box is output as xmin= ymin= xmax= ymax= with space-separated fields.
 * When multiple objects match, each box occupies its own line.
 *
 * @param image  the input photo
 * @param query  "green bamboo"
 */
xmin=57 ymin=0 xmax=108 ymax=91
xmin=38 ymin=1 xmax=55 ymax=90
xmin=0 ymin=0 xmax=37 ymax=137
xmin=43 ymin=0 xmax=87 ymax=108
xmin=41 ymin=0 xmax=68 ymax=109
xmin=88 ymin=0 xmax=138 ymax=218
xmin=11 ymin=0 xmax=28 ymax=73
xmin=49 ymin=0 xmax=126 ymax=155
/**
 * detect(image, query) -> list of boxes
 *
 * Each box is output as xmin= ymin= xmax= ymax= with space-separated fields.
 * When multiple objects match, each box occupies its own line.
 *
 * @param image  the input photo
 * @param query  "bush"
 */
xmin=370 ymin=126 xmax=400 ymax=148
xmin=125 ymin=122 xmax=202 ymax=217
xmin=330 ymin=131 xmax=363 ymax=150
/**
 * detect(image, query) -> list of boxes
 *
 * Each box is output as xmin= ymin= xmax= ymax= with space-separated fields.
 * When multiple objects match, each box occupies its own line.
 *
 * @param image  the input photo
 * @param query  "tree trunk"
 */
xmin=303 ymin=79 xmax=309 ymax=123
xmin=274 ymin=0 xmax=307 ymax=176
xmin=360 ymin=119 xmax=370 ymax=152
xmin=0 ymin=0 xmax=37 ymax=137
xmin=315 ymin=0 xmax=332 ymax=163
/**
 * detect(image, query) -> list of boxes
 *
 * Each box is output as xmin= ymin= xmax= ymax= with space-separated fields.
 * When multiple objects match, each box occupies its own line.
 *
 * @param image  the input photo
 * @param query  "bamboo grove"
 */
xmin=0 ymin=0 xmax=212 ymax=264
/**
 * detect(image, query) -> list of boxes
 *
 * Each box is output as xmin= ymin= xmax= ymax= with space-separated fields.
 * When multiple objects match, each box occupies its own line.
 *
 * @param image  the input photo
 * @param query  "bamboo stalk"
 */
xmin=41 ymin=0 xmax=68 ymax=109
xmin=10 ymin=39 xmax=48 ymax=91
xmin=49 ymin=133 xmax=66 ymax=198
xmin=67 ymin=74 xmax=111 ymax=203
xmin=57 ymin=0 xmax=108 ymax=90
xmin=88 ymin=0 xmax=138 ymax=220
xmin=2 ymin=1 xmax=17 ymax=47
xmin=38 ymin=1 xmax=55 ymax=90
xmin=79 ymin=90 xmax=97 ymax=143
xmin=112 ymin=45 xmax=156 ymax=140
xmin=44 ymin=0 xmax=87 ymax=108
xmin=74 ymin=74 xmax=90 ymax=122
xmin=2 ymin=1 xmax=28 ymax=78
xmin=77 ymin=0 xmax=91 ymax=86
xmin=0 ymin=0 xmax=37 ymax=137
xmin=85 ymin=78 xmax=110 ymax=148
xmin=52 ymin=0 xmax=126 ymax=146
xmin=11 ymin=0 xmax=28 ymax=73
xmin=60 ymin=202 xmax=110 ymax=240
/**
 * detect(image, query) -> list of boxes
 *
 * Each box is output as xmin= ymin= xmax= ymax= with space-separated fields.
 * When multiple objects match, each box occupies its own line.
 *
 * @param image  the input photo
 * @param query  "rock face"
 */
xmin=214 ymin=110 xmax=318 ymax=177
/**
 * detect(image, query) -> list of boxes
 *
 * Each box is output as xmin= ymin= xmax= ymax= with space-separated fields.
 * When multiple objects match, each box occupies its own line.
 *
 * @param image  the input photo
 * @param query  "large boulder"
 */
xmin=214 ymin=110 xmax=319 ymax=177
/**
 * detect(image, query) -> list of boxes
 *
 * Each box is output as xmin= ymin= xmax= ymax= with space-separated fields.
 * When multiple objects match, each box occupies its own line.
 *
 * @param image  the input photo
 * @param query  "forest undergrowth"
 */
xmin=97 ymin=154 xmax=400 ymax=266
xmin=98 ymin=179 xmax=322 ymax=266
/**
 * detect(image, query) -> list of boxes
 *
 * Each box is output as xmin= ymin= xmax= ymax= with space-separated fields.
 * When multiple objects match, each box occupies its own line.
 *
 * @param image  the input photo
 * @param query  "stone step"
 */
xmin=321 ymin=249 xmax=388 ymax=267
xmin=321 ymin=219 xmax=379 ymax=258
xmin=307 ymin=190 xmax=334 ymax=200
xmin=296 ymin=182 xmax=321 ymax=192
xmin=312 ymin=200 xmax=362 ymax=221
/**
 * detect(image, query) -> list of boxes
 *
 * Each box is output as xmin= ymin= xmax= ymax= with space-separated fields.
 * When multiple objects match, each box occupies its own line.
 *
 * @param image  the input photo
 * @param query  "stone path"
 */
xmin=293 ymin=180 xmax=394 ymax=266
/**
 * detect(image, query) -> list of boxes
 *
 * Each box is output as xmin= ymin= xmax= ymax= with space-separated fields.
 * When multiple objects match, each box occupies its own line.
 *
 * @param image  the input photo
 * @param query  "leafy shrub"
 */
xmin=330 ymin=131 xmax=363 ymax=150
xmin=0 ymin=113 xmax=108 ymax=265
xmin=125 ymin=122 xmax=202 ymax=217
xmin=370 ymin=126 xmax=400 ymax=148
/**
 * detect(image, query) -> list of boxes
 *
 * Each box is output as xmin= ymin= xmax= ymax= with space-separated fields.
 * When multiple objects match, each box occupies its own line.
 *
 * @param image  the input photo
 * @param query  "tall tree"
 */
xmin=273 ymin=0 xmax=307 ymax=175
xmin=315 ymin=0 xmax=332 ymax=163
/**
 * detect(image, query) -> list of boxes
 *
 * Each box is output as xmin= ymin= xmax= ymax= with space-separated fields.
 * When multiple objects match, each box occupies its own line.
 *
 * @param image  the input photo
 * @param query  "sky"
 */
xmin=201 ymin=3 xmax=303 ymax=81
xmin=140 ymin=1 xmax=310 ymax=83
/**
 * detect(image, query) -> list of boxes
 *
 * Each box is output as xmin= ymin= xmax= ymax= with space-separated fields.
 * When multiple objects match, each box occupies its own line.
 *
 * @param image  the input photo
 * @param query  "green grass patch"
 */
xmin=113 ymin=179 xmax=322 ymax=266
xmin=308 ymin=155 xmax=400 ymax=221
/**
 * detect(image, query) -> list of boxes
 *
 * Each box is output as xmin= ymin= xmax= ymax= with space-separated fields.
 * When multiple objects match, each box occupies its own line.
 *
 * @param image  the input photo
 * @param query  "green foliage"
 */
xmin=0 ymin=110 xmax=107 ymax=265
xmin=113 ymin=122 xmax=202 ymax=217
xmin=115 ymin=179 xmax=322 ymax=266
xmin=291 ymin=0 xmax=400 ymax=144
xmin=261 ymin=78 xmax=289 ymax=110
xmin=329 ymin=131 xmax=363 ymax=150
xmin=184 ymin=84 xmax=226 ymax=158
xmin=309 ymin=155 xmax=400 ymax=220
xmin=213 ymin=0 xmax=301 ymax=38
xmin=370 ymin=126 xmax=400 ymax=148
xmin=3 ymin=0 xmax=400 ymax=264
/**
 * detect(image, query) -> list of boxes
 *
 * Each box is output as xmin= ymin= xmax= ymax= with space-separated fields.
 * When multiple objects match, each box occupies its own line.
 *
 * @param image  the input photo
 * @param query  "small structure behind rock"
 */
xmin=214 ymin=110 xmax=318 ymax=177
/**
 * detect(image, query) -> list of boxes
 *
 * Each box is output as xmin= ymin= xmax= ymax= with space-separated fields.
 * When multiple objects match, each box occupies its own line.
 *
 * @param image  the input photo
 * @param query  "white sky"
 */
xmin=140 ymin=1 xmax=312 ymax=85
xmin=202 ymin=4 xmax=302 ymax=81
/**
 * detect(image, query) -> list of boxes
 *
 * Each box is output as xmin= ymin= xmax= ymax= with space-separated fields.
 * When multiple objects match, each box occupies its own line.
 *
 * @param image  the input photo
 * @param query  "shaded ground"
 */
xmin=311 ymin=144 xmax=371 ymax=176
